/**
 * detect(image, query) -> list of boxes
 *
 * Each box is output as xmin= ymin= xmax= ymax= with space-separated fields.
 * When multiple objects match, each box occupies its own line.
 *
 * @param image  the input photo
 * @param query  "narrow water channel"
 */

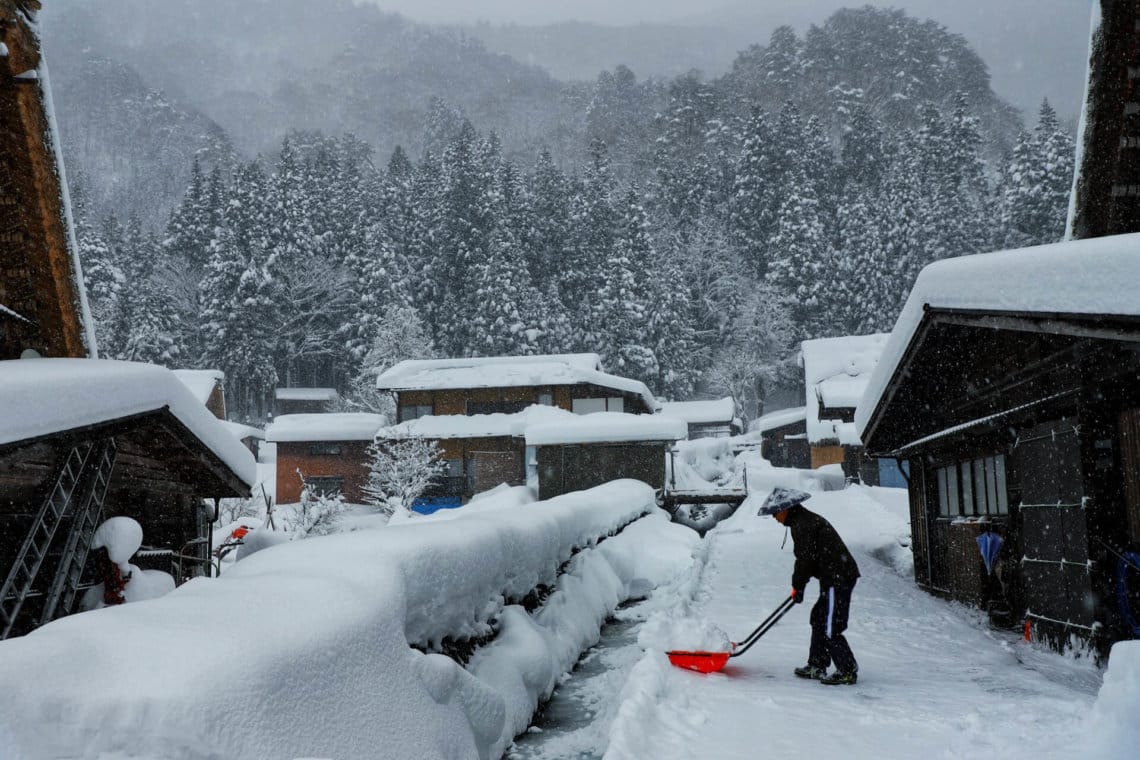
xmin=506 ymin=612 xmax=645 ymax=760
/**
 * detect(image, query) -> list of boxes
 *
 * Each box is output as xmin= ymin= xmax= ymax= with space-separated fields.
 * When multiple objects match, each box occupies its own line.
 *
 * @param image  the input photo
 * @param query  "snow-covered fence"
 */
xmin=0 ymin=480 xmax=697 ymax=760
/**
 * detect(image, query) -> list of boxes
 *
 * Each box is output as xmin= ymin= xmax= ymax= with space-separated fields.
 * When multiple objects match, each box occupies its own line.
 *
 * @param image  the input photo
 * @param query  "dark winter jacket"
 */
xmin=783 ymin=505 xmax=860 ymax=592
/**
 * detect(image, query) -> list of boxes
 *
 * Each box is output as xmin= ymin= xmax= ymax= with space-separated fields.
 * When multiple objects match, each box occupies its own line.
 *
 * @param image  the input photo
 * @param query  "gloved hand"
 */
xmin=791 ymin=587 xmax=804 ymax=604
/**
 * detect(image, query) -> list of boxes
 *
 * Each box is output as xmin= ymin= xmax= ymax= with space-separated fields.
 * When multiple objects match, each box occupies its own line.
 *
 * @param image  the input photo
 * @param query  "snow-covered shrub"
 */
xmin=363 ymin=437 xmax=447 ymax=517
xmin=288 ymin=472 xmax=348 ymax=537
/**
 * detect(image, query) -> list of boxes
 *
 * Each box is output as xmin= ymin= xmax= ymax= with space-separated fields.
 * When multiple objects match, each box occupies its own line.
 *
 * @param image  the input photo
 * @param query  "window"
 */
xmin=936 ymin=455 xmax=1008 ymax=517
xmin=399 ymin=403 xmax=433 ymax=422
xmin=309 ymin=442 xmax=342 ymax=456
xmin=466 ymin=400 xmax=528 ymax=416
xmin=305 ymin=476 xmax=343 ymax=497
xmin=571 ymin=397 xmax=624 ymax=414
xmin=537 ymin=392 xmax=554 ymax=406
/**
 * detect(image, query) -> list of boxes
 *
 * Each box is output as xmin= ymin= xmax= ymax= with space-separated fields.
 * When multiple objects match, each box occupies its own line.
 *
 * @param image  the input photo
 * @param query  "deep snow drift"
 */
xmin=0 ymin=481 xmax=700 ymax=759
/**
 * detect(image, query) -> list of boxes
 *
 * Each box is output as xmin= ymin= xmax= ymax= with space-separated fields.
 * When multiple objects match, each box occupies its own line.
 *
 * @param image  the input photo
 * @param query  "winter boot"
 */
xmin=819 ymin=671 xmax=857 ymax=686
xmin=794 ymin=665 xmax=826 ymax=680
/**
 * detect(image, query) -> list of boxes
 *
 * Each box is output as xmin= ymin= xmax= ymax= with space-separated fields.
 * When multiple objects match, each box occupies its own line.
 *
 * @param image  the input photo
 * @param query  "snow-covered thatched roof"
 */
xmin=658 ymin=397 xmax=737 ymax=425
xmin=801 ymin=334 xmax=888 ymax=446
xmin=265 ymin=413 xmax=385 ymax=443
xmin=857 ymin=232 xmax=1140 ymax=439
xmin=0 ymin=358 xmax=256 ymax=485
xmin=375 ymin=353 xmax=658 ymax=411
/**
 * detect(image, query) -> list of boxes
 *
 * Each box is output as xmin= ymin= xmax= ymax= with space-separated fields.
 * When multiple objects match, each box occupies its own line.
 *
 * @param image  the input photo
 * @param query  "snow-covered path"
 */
xmin=603 ymin=487 xmax=1103 ymax=760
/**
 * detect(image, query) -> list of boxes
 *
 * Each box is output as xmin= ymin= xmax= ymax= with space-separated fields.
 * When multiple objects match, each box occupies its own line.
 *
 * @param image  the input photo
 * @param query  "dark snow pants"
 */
xmin=807 ymin=581 xmax=858 ymax=675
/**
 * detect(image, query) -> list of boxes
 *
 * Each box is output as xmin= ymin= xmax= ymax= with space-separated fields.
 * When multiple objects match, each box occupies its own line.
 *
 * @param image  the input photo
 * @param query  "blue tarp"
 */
xmin=411 ymin=496 xmax=463 ymax=515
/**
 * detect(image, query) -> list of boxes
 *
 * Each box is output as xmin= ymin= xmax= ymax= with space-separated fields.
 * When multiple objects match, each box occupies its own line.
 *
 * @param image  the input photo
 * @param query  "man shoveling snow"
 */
xmin=759 ymin=487 xmax=860 ymax=686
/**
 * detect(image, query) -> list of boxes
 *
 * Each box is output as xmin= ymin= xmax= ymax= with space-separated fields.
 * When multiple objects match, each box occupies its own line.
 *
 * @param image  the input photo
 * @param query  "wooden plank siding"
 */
xmin=275 ymin=440 xmax=372 ymax=505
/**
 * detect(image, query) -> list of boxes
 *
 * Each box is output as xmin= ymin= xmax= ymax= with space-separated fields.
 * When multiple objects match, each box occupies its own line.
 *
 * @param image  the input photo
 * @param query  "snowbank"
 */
xmin=1083 ymin=641 xmax=1140 ymax=760
xmin=0 ymin=480 xmax=699 ymax=760
xmin=378 ymin=404 xmax=572 ymax=441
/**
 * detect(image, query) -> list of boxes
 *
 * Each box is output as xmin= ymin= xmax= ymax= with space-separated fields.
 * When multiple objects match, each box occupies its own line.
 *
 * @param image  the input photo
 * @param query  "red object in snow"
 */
xmin=667 ymin=650 xmax=732 ymax=673
xmin=230 ymin=526 xmax=250 ymax=541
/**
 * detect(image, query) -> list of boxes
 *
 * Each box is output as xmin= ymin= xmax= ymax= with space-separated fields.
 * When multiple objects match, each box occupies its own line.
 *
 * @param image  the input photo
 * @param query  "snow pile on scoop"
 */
xmin=638 ymin=614 xmax=731 ymax=653
xmin=0 ymin=480 xmax=699 ymax=760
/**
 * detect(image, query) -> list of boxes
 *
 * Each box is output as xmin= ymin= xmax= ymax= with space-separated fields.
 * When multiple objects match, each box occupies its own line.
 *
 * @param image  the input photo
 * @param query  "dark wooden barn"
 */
xmin=526 ymin=415 xmax=686 ymax=502
xmin=0 ymin=360 xmax=255 ymax=639
xmin=754 ymin=407 xmax=811 ymax=470
xmin=858 ymin=235 xmax=1140 ymax=654
xmin=0 ymin=5 xmax=254 ymax=639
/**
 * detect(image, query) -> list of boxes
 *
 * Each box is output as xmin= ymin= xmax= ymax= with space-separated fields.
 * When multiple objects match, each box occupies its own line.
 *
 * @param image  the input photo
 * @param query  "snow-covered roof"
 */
xmin=275 ymin=387 xmax=339 ymax=402
xmin=172 ymin=369 xmax=223 ymax=405
xmin=801 ymin=334 xmax=889 ymax=446
xmin=377 ymin=404 xmax=573 ymax=441
xmin=658 ymin=397 xmax=736 ymax=425
xmin=525 ymin=412 xmax=687 ymax=447
xmin=37 ymin=34 xmax=99 ymax=359
xmin=375 ymin=353 xmax=658 ymax=411
xmin=219 ymin=420 xmax=265 ymax=442
xmin=751 ymin=406 xmax=807 ymax=434
xmin=265 ymin=413 xmax=384 ymax=443
xmin=857 ymin=233 xmax=1140 ymax=438
xmin=0 ymin=359 xmax=256 ymax=486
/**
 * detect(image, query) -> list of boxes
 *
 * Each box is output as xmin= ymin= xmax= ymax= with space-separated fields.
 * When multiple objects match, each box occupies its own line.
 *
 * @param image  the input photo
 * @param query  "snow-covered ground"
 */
xmin=1 ymin=438 xmax=1136 ymax=759
xmin=603 ymin=485 xmax=1107 ymax=760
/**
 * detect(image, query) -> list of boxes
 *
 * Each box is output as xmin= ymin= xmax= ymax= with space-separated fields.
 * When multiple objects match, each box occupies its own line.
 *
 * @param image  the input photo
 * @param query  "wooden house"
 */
xmin=266 ymin=413 xmax=385 ymax=504
xmin=0 ymin=359 xmax=255 ymax=638
xmin=374 ymin=405 xmax=573 ymax=507
xmin=526 ymin=414 xmax=687 ymax=501
xmin=801 ymin=334 xmax=888 ymax=484
xmin=753 ymin=407 xmax=811 ymax=470
xmin=375 ymin=353 xmax=659 ymax=422
xmin=857 ymin=235 xmax=1140 ymax=653
xmin=658 ymin=397 xmax=741 ymax=439
xmin=274 ymin=387 xmax=340 ymax=416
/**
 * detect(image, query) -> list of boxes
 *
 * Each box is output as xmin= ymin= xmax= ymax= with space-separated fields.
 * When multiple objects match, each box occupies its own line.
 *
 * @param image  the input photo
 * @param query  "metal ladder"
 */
xmin=0 ymin=440 xmax=113 ymax=639
xmin=38 ymin=438 xmax=118 ymax=626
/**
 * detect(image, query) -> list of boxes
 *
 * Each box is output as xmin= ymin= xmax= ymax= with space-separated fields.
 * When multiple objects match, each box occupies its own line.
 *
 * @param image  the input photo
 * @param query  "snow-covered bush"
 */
xmin=288 ymin=472 xmax=349 ymax=536
xmin=363 ymin=436 xmax=447 ymax=517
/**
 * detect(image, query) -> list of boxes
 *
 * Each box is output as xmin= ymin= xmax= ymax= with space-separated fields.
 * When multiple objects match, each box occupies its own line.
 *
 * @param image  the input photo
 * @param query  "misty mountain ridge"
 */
xmin=45 ymin=0 xmax=1033 ymax=226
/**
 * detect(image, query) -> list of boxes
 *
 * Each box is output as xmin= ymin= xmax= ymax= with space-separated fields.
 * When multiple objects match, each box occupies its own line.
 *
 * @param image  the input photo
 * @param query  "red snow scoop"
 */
xmin=666 ymin=592 xmax=797 ymax=674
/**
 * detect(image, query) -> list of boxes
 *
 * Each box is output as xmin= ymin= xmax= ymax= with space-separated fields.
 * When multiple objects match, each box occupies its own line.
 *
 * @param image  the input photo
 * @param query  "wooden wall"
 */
xmin=276 ymin=440 xmax=372 ymax=504
xmin=0 ymin=0 xmax=92 ymax=359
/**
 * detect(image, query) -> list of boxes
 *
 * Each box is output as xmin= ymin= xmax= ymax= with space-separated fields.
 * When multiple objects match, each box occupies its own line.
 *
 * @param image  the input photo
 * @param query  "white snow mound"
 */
xmin=638 ymin=613 xmax=732 ymax=653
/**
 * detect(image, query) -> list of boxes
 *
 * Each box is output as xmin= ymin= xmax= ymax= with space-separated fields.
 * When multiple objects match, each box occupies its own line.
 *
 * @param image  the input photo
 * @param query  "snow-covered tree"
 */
xmin=363 ymin=437 xmax=447 ymax=518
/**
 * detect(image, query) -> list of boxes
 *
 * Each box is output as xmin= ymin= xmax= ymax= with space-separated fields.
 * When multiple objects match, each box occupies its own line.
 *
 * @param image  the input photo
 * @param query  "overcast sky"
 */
xmin=356 ymin=0 xmax=1091 ymax=121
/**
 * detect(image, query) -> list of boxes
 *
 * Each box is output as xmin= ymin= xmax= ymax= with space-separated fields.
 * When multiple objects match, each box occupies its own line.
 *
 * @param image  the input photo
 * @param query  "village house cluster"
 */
xmin=1 ymin=0 xmax=1138 ymax=658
